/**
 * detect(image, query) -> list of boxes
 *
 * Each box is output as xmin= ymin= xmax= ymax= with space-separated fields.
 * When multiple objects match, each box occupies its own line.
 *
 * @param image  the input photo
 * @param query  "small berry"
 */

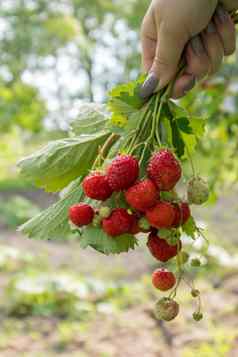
xmin=147 ymin=149 xmax=182 ymax=191
xmin=187 ymin=176 xmax=209 ymax=205
xmin=125 ymin=179 xmax=158 ymax=212
xmin=107 ymin=155 xmax=139 ymax=191
xmin=152 ymin=268 xmax=176 ymax=291
xmin=92 ymin=214 xmax=102 ymax=227
xmin=190 ymin=258 xmax=201 ymax=267
xmin=191 ymin=289 xmax=200 ymax=298
xmin=155 ymin=297 xmax=179 ymax=321
xmin=147 ymin=233 xmax=182 ymax=262
xmin=146 ymin=201 xmax=175 ymax=229
xmin=69 ymin=204 xmax=94 ymax=227
xmin=102 ymin=208 xmax=133 ymax=237
xmin=99 ymin=206 xmax=112 ymax=219
xmin=193 ymin=312 xmax=203 ymax=321
xmin=83 ymin=173 xmax=112 ymax=201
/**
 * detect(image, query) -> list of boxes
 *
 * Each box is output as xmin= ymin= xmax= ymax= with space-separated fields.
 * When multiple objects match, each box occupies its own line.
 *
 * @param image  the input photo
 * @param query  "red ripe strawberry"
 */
xmin=125 ymin=179 xmax=158 ymax=212
xmin=107 ymin=155 xmax=139 ymax=191
xmin=146 ymin=201 xmax=175 ymax=229
xmin=147 ymin=149 xmax=182 ymax=191
xmin=172 ymin=202 xmax=191 ymax=227
xmin=172 ymin=204 xmax=181 ymax=227
xmin=147 ymin=233 xmax=182 ymax=262
xmin=83 ymin=172 xmax=112 ymax=201
xmin=181 ymin=202 xmax=191 ymax=224
xmin=102 ymin=208 xmax=133 ymax=237
xmin=69 ymin=203 xmax=94 ymax=227
xmin=152 ymin=268 xmax=176 ymax=291
xmin=129 ymin=215 xmax=141 ymax=235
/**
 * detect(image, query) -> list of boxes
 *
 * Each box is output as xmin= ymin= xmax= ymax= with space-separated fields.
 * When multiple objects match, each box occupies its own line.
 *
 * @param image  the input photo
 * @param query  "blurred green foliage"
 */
xmin=0 ymin=195 xmax=40 ymax=228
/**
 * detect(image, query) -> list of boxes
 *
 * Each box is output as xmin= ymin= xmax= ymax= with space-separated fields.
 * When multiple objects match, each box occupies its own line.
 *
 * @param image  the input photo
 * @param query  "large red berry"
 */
xmin=129 ymin=215 xmax=141 ymax=235
xmin=69 ymin=203 xmax=94 ymax=227
xmin=125 ymin=179 xmax=158 ymax=212
xmin=83 ymin=172 xmax=112 ymax=201
xmin=102 ymin=208 xmax=133 ymax=237
xmin=107 ymin=155 xmax=139 ymax=191
xmin=152 ymin=268 xmax=176 ymax=291
xmin=146 ymin=201 xmax=175 ymax=229
xmin=147 ymin=233 xmax=181 ymax=262
xmin=172 ymin=202 xmax=191 ymax=227
xmin=147 ymin=149 xmax=182 ymax=191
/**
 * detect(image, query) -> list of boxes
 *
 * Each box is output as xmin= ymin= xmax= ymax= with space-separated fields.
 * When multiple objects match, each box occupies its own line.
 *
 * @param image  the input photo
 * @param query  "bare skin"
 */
xmin=140 ymin=0 xmax=237 ymax=99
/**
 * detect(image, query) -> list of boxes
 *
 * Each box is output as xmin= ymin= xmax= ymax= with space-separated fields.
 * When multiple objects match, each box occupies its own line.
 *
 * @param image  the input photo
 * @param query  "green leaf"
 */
xmin=171 ymin=120 xmax=185 ymax=158
xmin=80 ymin=226 xmax=138 ymax=255
xmin=189 ymin=116 xmax=206 ymax=138
xmin=18 ymin=132 xmax=110 ymax=192
xmin=18 ymin=177 xmax=83 ymax=240
xmin=108 ymin=75 xmax=146 ymax=116
xmin=176 ymin=117 xmax=193 ymax=134
xmin=70 ymin=103 xmax=109 ymax=136
xmin=169 ymin=101 xmax=189 ymax=118
xmin=182 ymin=216 xmax=197 ymax=239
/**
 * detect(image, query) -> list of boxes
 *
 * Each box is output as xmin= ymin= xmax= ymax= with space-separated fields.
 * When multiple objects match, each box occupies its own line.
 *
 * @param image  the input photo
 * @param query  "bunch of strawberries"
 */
xmin=69 ymin=148 xmax=206 ymax=321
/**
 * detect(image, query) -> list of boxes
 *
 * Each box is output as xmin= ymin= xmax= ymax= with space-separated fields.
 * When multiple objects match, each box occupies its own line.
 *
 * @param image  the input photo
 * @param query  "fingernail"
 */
xmin=216 ymin=5 xmax=229 ymax=23
xmin=139 ymin=72 xmax=159 ymax=99
xmin=183 ymin=76 xmax=196 ymax=95
xmin=207 ymin=22 xmax=216 ymax=34
xmin=191 ymin=36 xmax=204 ymax=55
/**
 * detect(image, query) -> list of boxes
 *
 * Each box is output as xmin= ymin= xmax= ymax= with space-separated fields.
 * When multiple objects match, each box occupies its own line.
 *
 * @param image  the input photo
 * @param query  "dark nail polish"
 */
xmin=183 ymin=77 xmax=196 ymax=94
xmin=140 ymin=72 xmax=159 ymax=99
xmin=191 ymin=36 xmax=204 ymax=55
xmin=216 ymin=5 xmax=229 ymax=23
xmin=207 ymin=22 xmax=216 ymax=34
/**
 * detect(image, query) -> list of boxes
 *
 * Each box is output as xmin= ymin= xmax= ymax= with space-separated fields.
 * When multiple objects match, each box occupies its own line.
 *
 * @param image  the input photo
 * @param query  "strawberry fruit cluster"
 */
xmin=69 ymin=148 xmax=209 ymax=322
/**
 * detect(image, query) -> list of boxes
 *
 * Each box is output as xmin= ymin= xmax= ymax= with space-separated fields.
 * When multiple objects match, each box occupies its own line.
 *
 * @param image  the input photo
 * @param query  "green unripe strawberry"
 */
xmin=99 ymin=206 xmax=112 ymax=219
xmin=155 ymin=297 xmax=179 ymax=321
xmin=92 ymin=215 xmax=102 ymax=227
xmin=187 ymin=176 xmax=209 ymax=205
xmin=190 ymin=258 xmax=201 ymax=267
xmin=191 ymin=289 xmax=200 ymax=298
xmin=193 ymin=312 xmax=203 ymax=321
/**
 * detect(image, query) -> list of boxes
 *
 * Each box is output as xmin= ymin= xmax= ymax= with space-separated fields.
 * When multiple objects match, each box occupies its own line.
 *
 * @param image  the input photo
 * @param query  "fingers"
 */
xmin=214 ymin=5 xmax=236 ymax=55
xmin=201 ymin=21 xmax=224 ymax=75
xmin=151 ymin=22 xmax=188 ymax=89
xmin=140 ymin=21 xmax=188 ymax=99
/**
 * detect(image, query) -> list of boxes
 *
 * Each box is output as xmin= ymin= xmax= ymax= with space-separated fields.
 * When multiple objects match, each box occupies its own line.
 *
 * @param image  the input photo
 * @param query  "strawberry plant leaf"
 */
xmin=18 ymin=132 xmax=110 ymax=192
xmin=182 ymin=216 xmax=197 ymax=239
xmin=80 ymin=226 xmax=138 ymax=255
xmin=171 ymin=120 xmax=185 ymax=158
xmin=176 ymin=117 xmax=193 ymax=134
xmin=108 ymin=75 xmax=146 ymax=116
xmin=19 ymin=177 xmax=83 ymax=240
xmin=70 ymin=103 xmax=109 ymax=136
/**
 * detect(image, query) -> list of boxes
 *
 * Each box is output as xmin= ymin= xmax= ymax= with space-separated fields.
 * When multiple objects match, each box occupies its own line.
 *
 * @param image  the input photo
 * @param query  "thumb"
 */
xmin=140 ymin=23 xmax=188 ymax=99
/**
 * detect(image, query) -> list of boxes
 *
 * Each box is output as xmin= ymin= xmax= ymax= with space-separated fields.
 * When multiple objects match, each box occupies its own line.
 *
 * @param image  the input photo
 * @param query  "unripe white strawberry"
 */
xmin=187 ymin=176 xmax=209 ymax=205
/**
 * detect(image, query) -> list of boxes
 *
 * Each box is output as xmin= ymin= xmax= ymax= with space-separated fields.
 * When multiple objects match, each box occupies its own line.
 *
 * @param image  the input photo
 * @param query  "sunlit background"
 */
xmin=0 ymin=1 xmax=238 ymax=356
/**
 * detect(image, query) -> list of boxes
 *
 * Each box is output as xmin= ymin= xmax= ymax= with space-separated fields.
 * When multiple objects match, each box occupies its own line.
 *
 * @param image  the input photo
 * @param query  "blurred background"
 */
xmin=0 ymin=1 xmax=238 ymax=356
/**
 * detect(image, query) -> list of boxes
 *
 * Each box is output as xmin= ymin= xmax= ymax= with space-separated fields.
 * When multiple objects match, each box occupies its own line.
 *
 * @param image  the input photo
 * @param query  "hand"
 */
xmin=140 ymin=0 xmax=237 ymax=99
